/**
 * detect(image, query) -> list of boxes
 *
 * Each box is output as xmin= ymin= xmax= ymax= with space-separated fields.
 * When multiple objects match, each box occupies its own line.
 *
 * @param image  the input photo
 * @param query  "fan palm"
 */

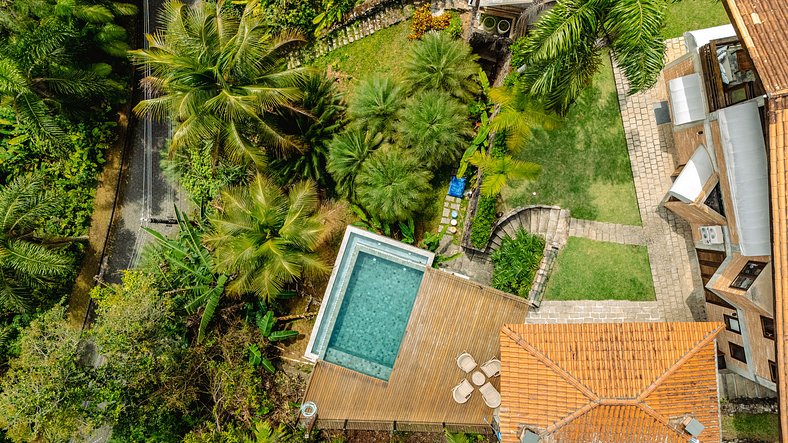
xmin=0 ymin=175 xmax=74 ymax=313
xmin=395 ymin=90 xmax=471 ymax=170
xmin=347 ymin=75 xmax=404 ymax=135
xmin=469 ymin=151 xmax=541 ymax=197
xmin=130 ymin=0 xmax=309 ymax=166
xmin=327 ymin=128 xmax=383 ymax=199
xmin=205 ymin=175 xmax=330 ymax=302
xmin=517 ymin=0 xmax=667 ymax=113
xmin=355 ymin=148 xmax=432 ymax=223
xmin=403 ymin=31 xmax=480 ymax=102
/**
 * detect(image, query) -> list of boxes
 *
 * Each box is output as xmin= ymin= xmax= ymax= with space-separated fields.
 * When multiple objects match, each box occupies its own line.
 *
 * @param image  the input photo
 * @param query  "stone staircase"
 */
xmin=484 ymin=205 xmax=570 ymax=254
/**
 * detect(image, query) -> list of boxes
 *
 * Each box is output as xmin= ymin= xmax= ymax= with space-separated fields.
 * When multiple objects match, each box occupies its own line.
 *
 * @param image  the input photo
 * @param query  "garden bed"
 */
xmin=544 ymin=237 xmax=655 ymax=301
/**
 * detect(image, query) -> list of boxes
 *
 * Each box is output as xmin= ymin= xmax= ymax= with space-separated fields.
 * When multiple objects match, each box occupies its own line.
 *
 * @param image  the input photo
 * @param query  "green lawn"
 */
xmin=312 ymin=20 xmax=413 ymax=83
xmin=722 ymin=413 xmax=780 ymax=442
xmin=502 ymin=55 xmax=642 ymax=226
xmin=544 ymin=237 xmax=655 ymax=301
xmin=663 ymin=0 xmax=731 ymax=39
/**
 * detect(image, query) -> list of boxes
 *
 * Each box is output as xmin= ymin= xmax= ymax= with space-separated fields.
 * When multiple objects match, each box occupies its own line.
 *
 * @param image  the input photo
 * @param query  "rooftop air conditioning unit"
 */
xmin=700 ymin=226 xmax=724 ymax=245
xmin=681 ymin=416 xmax=705 ymax=437
xmin=520 ymin=429 xmax=540 ymax=443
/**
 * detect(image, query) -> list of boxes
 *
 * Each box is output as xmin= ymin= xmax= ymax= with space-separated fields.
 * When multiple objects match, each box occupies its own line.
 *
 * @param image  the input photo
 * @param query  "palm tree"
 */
xmin=129 ymin=0 xmax=309 ymax=166
xmin=516 ymin=0 xmax=667 ymax=113
xmin=0 ymin=175 xmax=74 ymax=312
xmin=327 ymin=128 xmax=383 ymax=199
xmin=270 ymin=73 xmax=344 ymax=190
xmin=347 ymin=75 xmax=404 ymax=135
xmin=355 ymin=148 xmax=432 ymax=223
xmin=489 ymin=84 xmax=560 ymax=153
xmin=205 ymin=175 xmax=330 ymax=302
xmin=403 ymin=31 xmax=480 ymax=102
xmin=469 ymin=150 xmax=541 ymax=197
xmin=395 ymin=90 xmax=471 ymax=170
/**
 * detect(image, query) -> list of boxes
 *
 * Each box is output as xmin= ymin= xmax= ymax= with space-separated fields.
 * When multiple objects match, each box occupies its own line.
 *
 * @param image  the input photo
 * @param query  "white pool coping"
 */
xmin=303 ymin=225 xmax=435 ymax=362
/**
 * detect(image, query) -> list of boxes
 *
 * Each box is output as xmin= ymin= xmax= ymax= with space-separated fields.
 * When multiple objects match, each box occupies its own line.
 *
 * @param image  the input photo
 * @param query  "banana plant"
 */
xmin=249 ymin=308 xmax=299 ymax=373
xmin=143 ymin=206 xmax=228 ymax=343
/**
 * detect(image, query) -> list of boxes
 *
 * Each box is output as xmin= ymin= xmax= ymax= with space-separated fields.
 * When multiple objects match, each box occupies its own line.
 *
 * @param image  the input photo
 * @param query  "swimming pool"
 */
xmin=304 ymin=226 xmax=434 ymax=380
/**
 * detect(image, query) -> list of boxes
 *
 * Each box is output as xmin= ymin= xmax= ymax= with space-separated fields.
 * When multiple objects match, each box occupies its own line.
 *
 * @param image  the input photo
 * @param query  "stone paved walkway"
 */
xmin=611 ymin=38 xmax=706 ymax=322
xmin=567 ymin=218 xmax=645 ymax=246
xmin=438 ymin=195 xmax=462 ymax=234
xmin=526 ymin=38 xmax=706 ymax=324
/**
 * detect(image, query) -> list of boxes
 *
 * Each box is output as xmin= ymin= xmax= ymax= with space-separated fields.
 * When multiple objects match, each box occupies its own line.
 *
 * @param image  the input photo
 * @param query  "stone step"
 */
xmin=545 ymin=209 xmax=560 ymax=242
xmin=537 ymin=209 xmax=549 ymax=234
xmin=518 ymin=212 xmax=531 ymax=233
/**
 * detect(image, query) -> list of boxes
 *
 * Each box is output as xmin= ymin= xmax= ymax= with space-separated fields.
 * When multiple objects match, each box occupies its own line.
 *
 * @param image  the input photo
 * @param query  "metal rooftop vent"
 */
xmin=520 ymin=429 xmax=540 ymax=443
xmin=682 ymin=417 xmax=705 ymax=437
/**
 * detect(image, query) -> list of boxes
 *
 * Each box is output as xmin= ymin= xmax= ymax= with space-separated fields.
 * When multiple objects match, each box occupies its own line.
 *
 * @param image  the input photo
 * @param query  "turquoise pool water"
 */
xmin=307 ymin=229 xmax=432 ymax=380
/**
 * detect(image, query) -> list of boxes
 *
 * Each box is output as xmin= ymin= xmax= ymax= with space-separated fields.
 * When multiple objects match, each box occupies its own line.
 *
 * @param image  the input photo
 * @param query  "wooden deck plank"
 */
xmin=303 ymin=268 xmax=530 ymax=426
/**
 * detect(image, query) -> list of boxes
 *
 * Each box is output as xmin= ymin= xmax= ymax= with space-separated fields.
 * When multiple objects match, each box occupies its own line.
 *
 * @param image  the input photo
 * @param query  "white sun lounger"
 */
xmin=479 ymin=382 xmax=501 ymax=408
xmin=452 ymin=379 xmax=474 ymax=404
xmin=480 ymin=358 xmax=501 ymax=378
xmin=456 ymin=352 xmax=477 ymax=373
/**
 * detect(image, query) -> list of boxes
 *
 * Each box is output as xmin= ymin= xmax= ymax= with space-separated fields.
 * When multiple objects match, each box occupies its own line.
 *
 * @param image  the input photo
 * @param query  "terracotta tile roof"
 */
xmin=499 ymin=322 xmax=724 ymax=443
xmin=768 ymin=98 xmax=788 ymax=438
xmin=724 ymin=0 xmax=788 ymax=95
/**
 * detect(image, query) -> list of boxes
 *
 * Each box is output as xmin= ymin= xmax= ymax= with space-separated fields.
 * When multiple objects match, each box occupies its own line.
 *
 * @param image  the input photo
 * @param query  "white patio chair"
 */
xmin=480 ymin=358 xmax=501 ymax=378
xmin=456 ymin=352 xmax=477 ymax=373
xmin=452 ymin=379 xmax=473 ymax=404
xmin=479 ymin=382 xmax=501 ymax=408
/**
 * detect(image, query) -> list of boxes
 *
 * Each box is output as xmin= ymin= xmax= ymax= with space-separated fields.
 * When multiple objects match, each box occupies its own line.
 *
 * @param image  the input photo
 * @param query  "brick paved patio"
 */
xmin=527 ymin=38 xmax=706 ymax=324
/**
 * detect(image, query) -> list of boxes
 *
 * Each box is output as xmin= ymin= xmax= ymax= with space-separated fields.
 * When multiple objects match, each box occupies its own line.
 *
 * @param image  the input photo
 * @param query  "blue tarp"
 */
xmin=448 ymin=176 xmax=466 ymax=198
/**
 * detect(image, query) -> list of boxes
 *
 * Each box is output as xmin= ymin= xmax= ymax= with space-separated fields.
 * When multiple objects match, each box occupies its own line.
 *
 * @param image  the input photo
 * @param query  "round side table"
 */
xmin=471 ymin=371 xmax=486 ymax=386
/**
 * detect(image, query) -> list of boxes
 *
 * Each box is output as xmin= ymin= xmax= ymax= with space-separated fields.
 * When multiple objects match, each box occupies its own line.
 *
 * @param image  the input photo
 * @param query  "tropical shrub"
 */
xmin=327 ymin=129 xmax=383 ymax=198
xmin=469 ymin=195 xmax=497 ymax=249
xmin=409 ymin=4 xmax=451 ymax=40
xmin=403 ymin=31 xmax=480 ymax=101
xmin=396 ymin=90 xmax=471 ymax=170
xmin=446 ymin=14 xmax=463 ymax=39
xmin=355 ymin=148 xmax=432 ymax=223
xmin=206 ymin=176 xmax=332 ymax=302
xmin=347 ymin=75 xmax=404 ymax=135
xmin=491 ymin=229 xmax=546 ymax=297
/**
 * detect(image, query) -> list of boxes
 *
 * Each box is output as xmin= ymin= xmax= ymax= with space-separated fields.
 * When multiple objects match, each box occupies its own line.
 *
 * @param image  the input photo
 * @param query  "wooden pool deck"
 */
xmin=302 ymin=268 xmax=530 ymax=431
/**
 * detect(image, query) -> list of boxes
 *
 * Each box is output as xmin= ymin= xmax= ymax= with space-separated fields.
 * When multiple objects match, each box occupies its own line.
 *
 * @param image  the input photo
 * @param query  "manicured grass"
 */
xmin=663 ymin=0 xmax=731 ymax=39
xmin=722 ymin=413 xmax=780 ymax=442
xmin=503 ymin=55 xmax=642 ymax=226
xmin=544 ymin=237 xmax=655 ymax=301
xmin=312 ymin=20 xmax=413 ymax=83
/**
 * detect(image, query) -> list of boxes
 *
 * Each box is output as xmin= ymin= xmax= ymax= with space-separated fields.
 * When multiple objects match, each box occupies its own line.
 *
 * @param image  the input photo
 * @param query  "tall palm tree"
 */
xmin=205 ymin=175 xmax=330 ymax=302
xmin=403 ymin=31 xmax=480 ymax=102
xmin=469 ymin=151 xmax=541 ymax=197
xmin=395 ymin=90 xmax=471 ymax=170
xmin=347 ymin=75 xmax=404 ymax=135
xmin=0 ymin=175 xmax=74 ymax=313
xmin=327 ymin=128 xmax=383 ymax=199
xmin=488 ymin=84 xmax=560 ymax=153
xmin=130 ymin=0 xmax=309 ymax=166
xmin=355 ymin=148 xmax=432 ymax=223
xmin=516 ymin=0 xmax=667 ymax=113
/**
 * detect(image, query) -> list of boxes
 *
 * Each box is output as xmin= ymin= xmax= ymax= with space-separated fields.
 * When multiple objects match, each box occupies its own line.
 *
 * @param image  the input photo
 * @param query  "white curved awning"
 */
xmin=669 ymin=74 xmax=706 ymax=125
xmin=718 ymin=101 xmax=770 ymax=257
xmin=683 ymin=24 xmax=737 ymax=54
xmin=668 ymin=145 xmax=715 ymax=203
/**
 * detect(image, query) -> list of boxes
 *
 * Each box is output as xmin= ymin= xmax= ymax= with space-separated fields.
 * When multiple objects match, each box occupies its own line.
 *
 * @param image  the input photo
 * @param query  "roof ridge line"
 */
xmin=541 ymin=401 xmax=598 ymax=436
xmin=637 ymin=402 xmax=687 ymax=439
xmin=501 ymin=325 xmax=598 ymax=401
xmin=636 ymin=323 xmax=724 ymax=402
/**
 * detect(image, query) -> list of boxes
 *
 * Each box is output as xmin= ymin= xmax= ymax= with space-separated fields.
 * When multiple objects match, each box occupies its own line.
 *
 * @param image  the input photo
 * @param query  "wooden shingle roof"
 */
xmin=499 ymin=323 xmax=724 ymax=443
xmin=724 ymin=0 xmax=788 ymax=96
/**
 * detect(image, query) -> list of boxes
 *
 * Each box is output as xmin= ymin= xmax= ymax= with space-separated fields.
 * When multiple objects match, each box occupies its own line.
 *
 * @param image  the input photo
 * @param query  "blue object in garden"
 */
xmin=448 ymin=176 xmax=466 ymax=198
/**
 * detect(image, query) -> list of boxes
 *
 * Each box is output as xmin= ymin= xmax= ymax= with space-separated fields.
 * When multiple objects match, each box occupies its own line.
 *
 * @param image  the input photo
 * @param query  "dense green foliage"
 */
xmin=347 ymin=75 xmax=404 ymax=134
xmin=469 ymin=195 xmax=497 ymax=249
xmin=404 ymin=31 xmax=480 ymax=101
xmin=722 ymin=412 xmax=780 ymax=442
xmin=491 ymin=229 xmax=545 ymax=297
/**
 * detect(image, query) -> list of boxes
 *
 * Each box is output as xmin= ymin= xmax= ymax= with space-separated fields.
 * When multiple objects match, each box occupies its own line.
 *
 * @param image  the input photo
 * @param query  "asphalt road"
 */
xmin=101 ymin=0 xmax=184 ymax=284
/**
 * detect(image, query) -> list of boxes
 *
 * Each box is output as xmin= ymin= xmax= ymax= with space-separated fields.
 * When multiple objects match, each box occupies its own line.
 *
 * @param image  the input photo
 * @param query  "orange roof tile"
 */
xmin=499 ymin=322 xmax=724 ymax=443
